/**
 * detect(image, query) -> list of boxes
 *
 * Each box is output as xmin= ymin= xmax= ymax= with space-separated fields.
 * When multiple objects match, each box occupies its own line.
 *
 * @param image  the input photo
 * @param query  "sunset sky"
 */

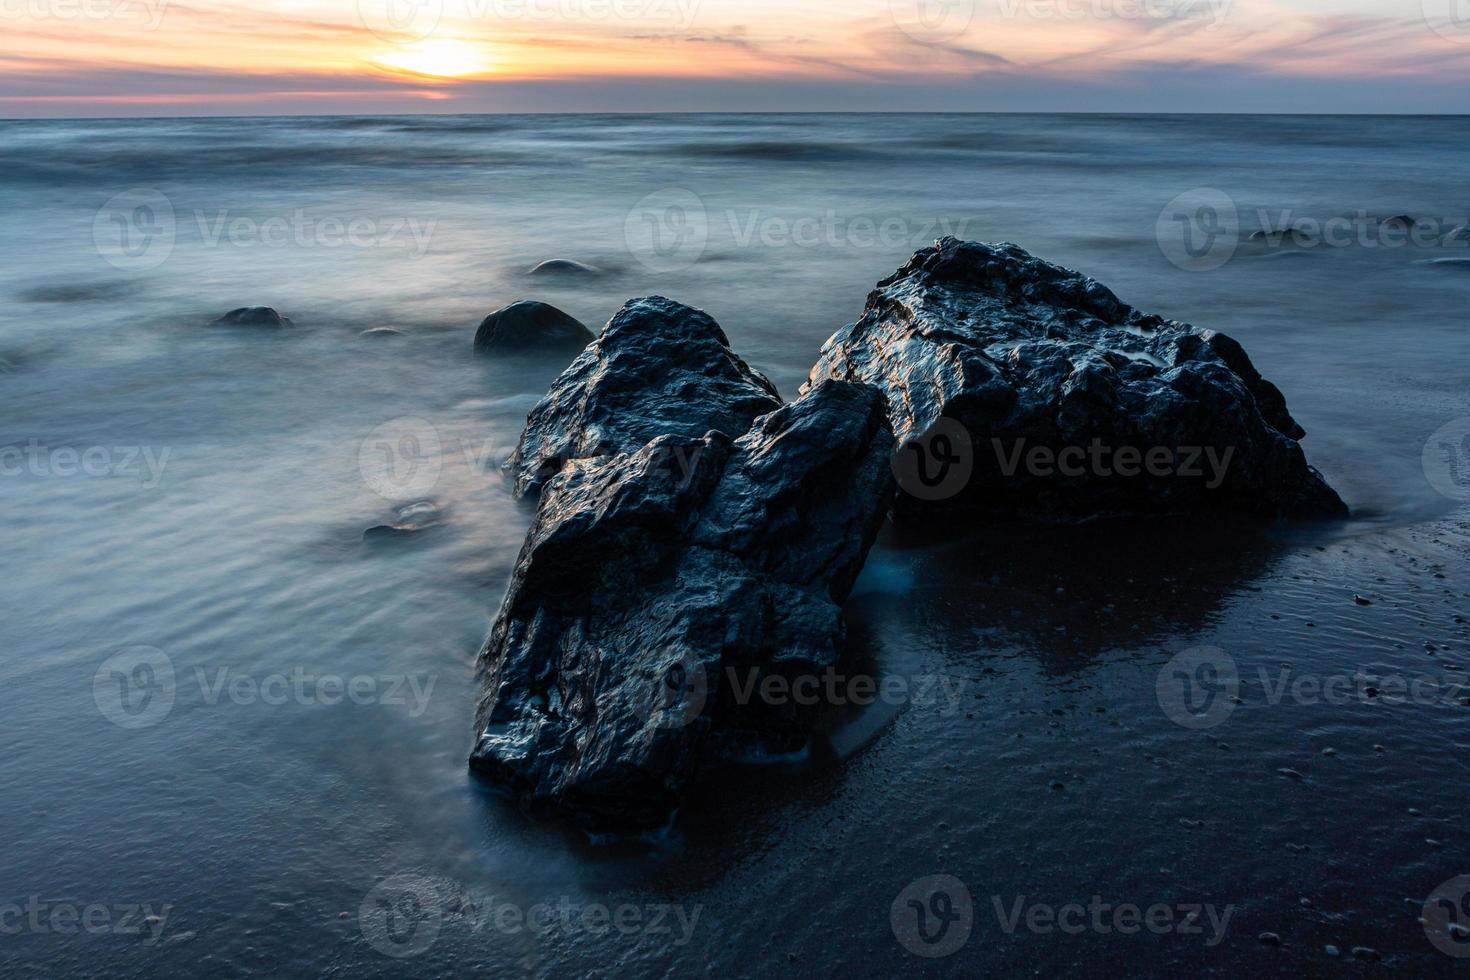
xmin=3 ymin=0 xmax=1468 ymax=115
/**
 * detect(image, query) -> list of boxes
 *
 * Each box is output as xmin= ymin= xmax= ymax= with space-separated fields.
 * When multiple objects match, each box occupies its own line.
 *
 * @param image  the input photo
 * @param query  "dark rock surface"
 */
xmin=473 ymin=301 xmax=594 ymax=357
xmin=470 ymin=379 xmax=895 ymax=831
xmin=805 ymin=237 xmax=1346 ymax=521
xmin=209 ymin=307 xmax=292 ymax=329
xmin=506 ymin=296 xmax=782 ymax=498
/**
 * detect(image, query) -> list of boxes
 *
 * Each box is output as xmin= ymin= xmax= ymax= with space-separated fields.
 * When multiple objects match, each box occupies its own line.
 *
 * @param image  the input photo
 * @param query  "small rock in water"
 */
xmin=1278 ymin=768 xmax=1306 ymax=780
xmin=473 ymin=300 xmax=594 ymax=357
xmin=527 ymin=259 xmax=602 ymax=278
xmin=1258 ymin=931 xmax=1282 ymax=946
xmin=1354 ymin=594 xmax=1372 ymax=606
xmin=1324 ymin=944 xmax=1340 ymax=957
xmin=360 ymin=327 xmax=405 ymax=339
xmin=209 ymin=306 xmax=292 ymax=329
xmin=1350 ymin=946 xmax=1381 ymax=962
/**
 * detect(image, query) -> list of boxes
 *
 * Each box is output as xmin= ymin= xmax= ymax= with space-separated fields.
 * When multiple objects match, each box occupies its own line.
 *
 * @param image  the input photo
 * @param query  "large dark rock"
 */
xmin=805 ymin=238 xmax=1347 ymax=521
xmin=473 ymin=301 xmax=593 ymax=357
xmin=210 ymin=307 xmax=292 ymax=329
xmin=470 ymin=379 xmax=895 ymax=831
xmin=506 ymin=296 xmax=783 ymax=498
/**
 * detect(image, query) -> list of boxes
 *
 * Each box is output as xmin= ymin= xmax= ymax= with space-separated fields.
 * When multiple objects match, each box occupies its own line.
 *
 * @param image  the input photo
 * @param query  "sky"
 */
xmin=1 ymin=0 xmax=1468 ymax=116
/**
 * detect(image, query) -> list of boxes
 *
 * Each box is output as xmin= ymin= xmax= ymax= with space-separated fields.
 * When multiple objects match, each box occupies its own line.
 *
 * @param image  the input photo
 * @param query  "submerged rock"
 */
xmin=362 ymin=500 xmax=444 ymax=543
xmin=805 ymin=238 xmax=1347 ymax=521
xmin=506 ymin=296 xmax=782 ymax=498
xmin=360 ymin=327 xmax=406 ymax=340
xmin=528 ymin=259 xmax=602 ymax=279
xmin=470 ymin=380 xmax=895 ymax=831
xmin=473 ymin=301 xmax=593 ymax=357
xmin=209 ymin=307 xmax=292 ymax=329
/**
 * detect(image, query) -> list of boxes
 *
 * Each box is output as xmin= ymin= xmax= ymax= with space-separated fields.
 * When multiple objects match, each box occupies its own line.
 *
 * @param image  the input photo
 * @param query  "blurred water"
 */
xmin=1 ymin=114 xmax=1469 ymax=977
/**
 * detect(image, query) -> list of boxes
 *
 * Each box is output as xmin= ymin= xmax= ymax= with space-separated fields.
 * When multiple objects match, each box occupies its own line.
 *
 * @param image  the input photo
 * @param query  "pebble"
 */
xmin=1354 ymin=595 xmax=1372 ymax=606
xmin=1351 ymin=946 xmax=1381 ymax=962
xmin=1321 ymin=747 xmax=1336 ymax=756
xmin=1278 ymin=768 xmax=1306 ymax=780
xmin=1324 ymin=944 xmax=1340 ymax=957
xmin=1259 ymin=931 xmax=1282 ymax=946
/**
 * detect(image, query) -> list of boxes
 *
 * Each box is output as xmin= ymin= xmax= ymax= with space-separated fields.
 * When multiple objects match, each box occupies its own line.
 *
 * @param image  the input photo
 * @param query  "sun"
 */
xmin=374 ymin=40 xmax=492 ymax=80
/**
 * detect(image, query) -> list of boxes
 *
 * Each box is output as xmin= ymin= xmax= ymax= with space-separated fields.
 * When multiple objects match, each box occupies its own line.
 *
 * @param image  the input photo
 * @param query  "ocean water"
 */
xmin=1 ymin=113 xmax=1469 ymax=977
